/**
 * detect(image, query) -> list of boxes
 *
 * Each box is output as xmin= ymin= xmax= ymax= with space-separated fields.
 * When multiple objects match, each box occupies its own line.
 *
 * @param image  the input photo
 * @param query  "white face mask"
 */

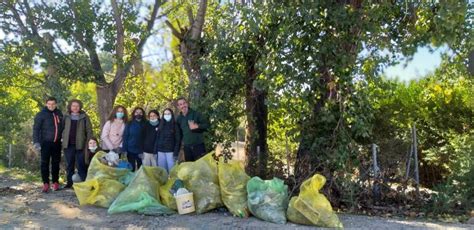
xmin=89 ymin=146 xmax=97 ymax=152
xmin=150 ymin=119 xmax=159 ymax=123
xmin=164 ymin=114 xmax=172 ymax=122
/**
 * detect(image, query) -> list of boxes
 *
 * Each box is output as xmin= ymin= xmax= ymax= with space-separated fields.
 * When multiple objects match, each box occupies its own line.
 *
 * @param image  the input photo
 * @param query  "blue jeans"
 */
xmin=157 ymin=152 xmax=174 ymax=174
xmin=65 ymin=145 xmax=87 ymax=185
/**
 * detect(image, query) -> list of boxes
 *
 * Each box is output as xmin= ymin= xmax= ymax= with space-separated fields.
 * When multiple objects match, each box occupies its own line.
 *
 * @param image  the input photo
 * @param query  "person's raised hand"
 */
xmin=188 ymin=120 xmax=199 ymax=130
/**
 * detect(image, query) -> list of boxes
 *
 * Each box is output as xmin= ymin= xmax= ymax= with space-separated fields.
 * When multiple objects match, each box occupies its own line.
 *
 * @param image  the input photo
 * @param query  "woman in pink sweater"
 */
xmin=101 ymin=105 xmax=128 ymax=153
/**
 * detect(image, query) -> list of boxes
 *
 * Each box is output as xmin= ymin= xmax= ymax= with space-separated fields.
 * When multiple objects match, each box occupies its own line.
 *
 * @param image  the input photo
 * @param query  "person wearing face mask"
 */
xmin=154 ymin=108 xmax=180 ymax=173
xmin=122 ymin=107 xmax=146 ymax=171
xmin=33 ymin=97 xmax=63 ymax=192
xmin=142 ymin=110 xmax=160 ymax=167
xmin=85 ymin=137 xmax=101 ymax=167
xmin=61 ymin=99 xmax=93 ymax=188
xmin=100 ymin=105 xmax=128 ymax=153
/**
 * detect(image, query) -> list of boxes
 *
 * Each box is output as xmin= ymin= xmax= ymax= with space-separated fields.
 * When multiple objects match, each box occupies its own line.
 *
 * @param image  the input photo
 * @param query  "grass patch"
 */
xmin=0 ymin=167 xmax=41 ymax=183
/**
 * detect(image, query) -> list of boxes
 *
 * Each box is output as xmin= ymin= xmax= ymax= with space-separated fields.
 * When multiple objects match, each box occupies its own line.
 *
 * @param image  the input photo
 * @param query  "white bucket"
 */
xmin=175 ymin=192 xmax=195 ymax=215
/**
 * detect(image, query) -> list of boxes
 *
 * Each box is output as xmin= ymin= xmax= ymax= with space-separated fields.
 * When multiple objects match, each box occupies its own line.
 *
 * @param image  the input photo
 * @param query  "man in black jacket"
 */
xmin=33 ymin=97 xmax=63 ymax=192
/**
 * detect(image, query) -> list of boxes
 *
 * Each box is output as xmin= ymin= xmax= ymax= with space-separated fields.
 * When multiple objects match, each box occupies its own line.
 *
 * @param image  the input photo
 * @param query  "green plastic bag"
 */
xmin=108 ymin=166 xmax=174 ymax=215
xmin=218 ymin=160 xmax=250 ymax=217
xmin=177 ymin=153 xmax=223 ymax=214
xmin=287 ymin=174 xmax=343 ymax=228
xmin=247 ymin=177 xmax=289 ymax=224
xmin=73 ymin=178 xmax=125 ymax=208
xmin=86 ymin=151 xmax=132 ymax=184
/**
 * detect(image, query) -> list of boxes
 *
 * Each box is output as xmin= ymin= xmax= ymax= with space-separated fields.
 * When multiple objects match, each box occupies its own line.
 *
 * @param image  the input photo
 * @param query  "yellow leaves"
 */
xmin=415 ymin=8 xmax=431 ymax=33
xmin=443 ymin=88 xmax=453 ymax=103
xmin=429 ymin=83 xmax=453 ymax=104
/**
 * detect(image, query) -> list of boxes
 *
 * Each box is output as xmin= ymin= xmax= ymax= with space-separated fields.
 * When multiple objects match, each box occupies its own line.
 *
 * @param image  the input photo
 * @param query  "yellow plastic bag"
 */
xmin=108 ymin=166 xmax=173 ymax=215
xmin=218 ymin=160 xmax=250 ymax=217
xmin=177 ymin=153 xmax=223 ymax=214
xmin=73 ymin=178 xmax=125 ymax=208
xmin=287 ymin=197 xmax=312 ymax=225
xmin=159 ymin=164 xmax=182 ymax=210
xmin=287 ymin=174 xmax=343 ymax=228
xmin=86 ymin=151 xmax=131 ymax=183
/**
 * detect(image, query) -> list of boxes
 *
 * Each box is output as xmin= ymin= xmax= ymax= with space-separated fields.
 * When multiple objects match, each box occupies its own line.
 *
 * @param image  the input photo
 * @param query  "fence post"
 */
xmin=372 ymin=144 xmax=379 ymax=176
xmin=405 ymin=144 xmax=413 ymax=180
xmin=8 ymin=144 xmax=12 ymax=168
xmin=372 ymin=144 xmax=381 ymax=201
xmin=285 ymin=134 xmax=291 ymax=176
xmin=412 ymin=124 xmax=420 ymax=199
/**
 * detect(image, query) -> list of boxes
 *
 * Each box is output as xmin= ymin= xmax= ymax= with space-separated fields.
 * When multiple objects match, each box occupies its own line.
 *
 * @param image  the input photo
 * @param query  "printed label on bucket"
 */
xmin=181 ymin=199 xmax=193 ymax=209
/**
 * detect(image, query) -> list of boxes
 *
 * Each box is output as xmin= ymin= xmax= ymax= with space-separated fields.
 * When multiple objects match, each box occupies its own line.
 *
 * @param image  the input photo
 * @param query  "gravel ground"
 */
xmin=1 ymin=172 xmax=472 ymax=229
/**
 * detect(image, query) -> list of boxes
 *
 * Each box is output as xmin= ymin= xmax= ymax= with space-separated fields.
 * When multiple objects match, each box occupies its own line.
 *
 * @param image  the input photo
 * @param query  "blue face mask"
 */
xmin=149 ymin=119 xmax=159 ymax=126
xmin=163 ymin=114 xmax=172 ymax=122
xmin=116 ymin=112 xmax=124 ymax=119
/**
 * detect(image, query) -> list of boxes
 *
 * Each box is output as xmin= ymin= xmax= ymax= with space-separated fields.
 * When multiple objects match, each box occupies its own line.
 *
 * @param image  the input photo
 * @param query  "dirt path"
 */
xmin=1 ymin=172 xmax=472 ymax=229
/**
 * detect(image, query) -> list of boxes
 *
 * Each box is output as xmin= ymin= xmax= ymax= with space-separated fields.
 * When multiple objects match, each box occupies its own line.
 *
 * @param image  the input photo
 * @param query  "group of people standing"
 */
xmin=33 ymin=97 xmax=209 ymax=193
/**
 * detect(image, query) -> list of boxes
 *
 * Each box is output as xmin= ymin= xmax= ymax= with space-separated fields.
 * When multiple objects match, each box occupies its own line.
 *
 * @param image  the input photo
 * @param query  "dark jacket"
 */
xmin=176 ymin=108 xmax=209 ymax=146
xmin=33 ymin=107 xmax=63 ymax=144
xmin=61 ymin=111 xmax=93 ymax=150
xmin=85 ymin=147 xmax=102 ymax=165
xmin=123 ymin=119 xmax=145 ymax=154
xmin=154 ymin=120 xmax=181 ymax=156
xmin=142 ymin=122 xmax=159 ymax=154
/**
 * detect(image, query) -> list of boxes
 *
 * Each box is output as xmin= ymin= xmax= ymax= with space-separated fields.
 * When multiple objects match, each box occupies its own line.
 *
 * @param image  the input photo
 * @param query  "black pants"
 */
xmin=127 ymin=152 xmax=142 ymax=172
xmin=40 ymin=141 xmax=62 ymax=184
xmin=184 ymin=143 xmax=206 ymax=162
xmin=65 ymin=145 xmax=87 ymax=185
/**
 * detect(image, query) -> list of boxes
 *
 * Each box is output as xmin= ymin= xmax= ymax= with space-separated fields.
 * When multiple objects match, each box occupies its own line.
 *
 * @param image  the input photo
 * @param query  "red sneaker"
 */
xmin=52 ymin=182 xmax=60 ymax=191
xmin=42 ymin=183 xmax=49 ymax=193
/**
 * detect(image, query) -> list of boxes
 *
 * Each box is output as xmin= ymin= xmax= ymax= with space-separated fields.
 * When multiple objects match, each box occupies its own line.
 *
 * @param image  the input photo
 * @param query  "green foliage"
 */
xmin=115 ymin=61 xmax=188 ymax=114
xmin=369 ymin=59 xmax=473 ymax=215
xmin=427 ymin=131 xmax=473 ymax=216
xmin=0 ymin=0 xmax=472 ymax=218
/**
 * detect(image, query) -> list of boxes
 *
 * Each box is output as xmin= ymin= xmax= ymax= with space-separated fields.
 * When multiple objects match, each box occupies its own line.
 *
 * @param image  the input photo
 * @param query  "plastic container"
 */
xmin=175 ymin=192 xmax=195 ymax=215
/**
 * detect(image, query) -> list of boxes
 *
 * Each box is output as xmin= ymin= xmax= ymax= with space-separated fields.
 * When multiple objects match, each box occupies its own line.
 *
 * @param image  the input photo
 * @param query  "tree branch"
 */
xmin=112 ymin=0 xmax=164 ymax=95
xmin=67 ymin=0 xmax=106 ymax=84
xmin=7 ymin=2 xmax=29 ymax=35
xmin=111 ymin=0 xmax=125 ymax=69
xmin=191 ymin=0 xmax=207 ymax=40
xmin=187 ymin=6 xmax=194 ymax=26
xmin=22 ymin=0 xmax=39 ymax=37
xmin=166 ymin=20 xmax=183 ymax=40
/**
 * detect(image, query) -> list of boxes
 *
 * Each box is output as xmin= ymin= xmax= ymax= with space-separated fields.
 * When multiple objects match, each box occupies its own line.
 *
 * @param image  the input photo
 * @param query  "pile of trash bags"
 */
xmin=74 ymin=151 xmax=133 ymax=208
xmin=73 ymin=152 xmax=343 ymax=228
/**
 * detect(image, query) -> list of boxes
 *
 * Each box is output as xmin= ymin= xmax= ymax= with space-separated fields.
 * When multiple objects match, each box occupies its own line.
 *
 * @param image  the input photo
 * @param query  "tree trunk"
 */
xmin=244 ymin=55 xmax=268 ymax=178
xmin=96 ymin=85 xmax=115 ymax=127
xmin=179 ymin=41 xmax=204 ymax=104
xmin=166 ymin=0 xmax=208 ymax=104
xmin=294 ymin=67 xmax=332 ymax=181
